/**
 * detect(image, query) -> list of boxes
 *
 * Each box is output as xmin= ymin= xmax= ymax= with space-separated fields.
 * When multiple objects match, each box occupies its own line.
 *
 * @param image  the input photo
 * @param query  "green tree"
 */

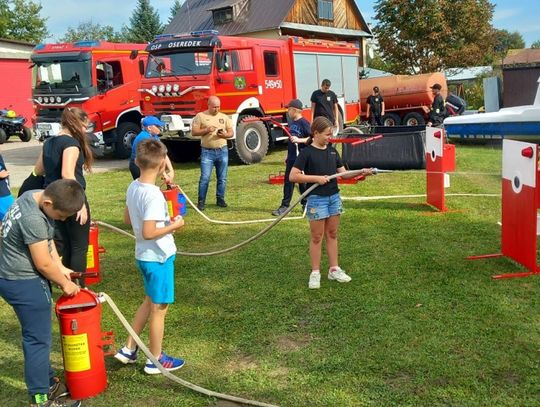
xmin=0 ymin=0 xmax=48 ymax=43
xmin=168 ymin=0 xmax=183 ymax=24
xmin=493 ymin=29 xmax=525 ymax=56
xmin=531 ymin=40 xmax=540 ymax=49
xmin=123 ymin=0 xmax=163 ymax=43
xmin=0 ymin=1 xmax=10 ymax=39
xmin=373 ymin=0 xmax=495 ymax=74
xmin=60 ymin=20 xmax=124 ymax=43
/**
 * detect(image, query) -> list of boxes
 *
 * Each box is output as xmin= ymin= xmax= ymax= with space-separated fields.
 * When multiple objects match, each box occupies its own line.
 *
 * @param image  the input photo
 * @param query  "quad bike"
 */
xmin=0 ymin=108 xmax=32 ymax=144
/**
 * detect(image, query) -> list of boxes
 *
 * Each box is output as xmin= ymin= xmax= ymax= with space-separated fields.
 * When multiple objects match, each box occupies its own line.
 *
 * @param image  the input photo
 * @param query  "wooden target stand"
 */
xmin=468 ymin=139 xmax=540 ymax=279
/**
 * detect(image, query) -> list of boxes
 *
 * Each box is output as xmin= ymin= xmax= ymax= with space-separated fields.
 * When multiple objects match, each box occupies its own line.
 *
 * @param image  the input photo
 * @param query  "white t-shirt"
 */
xmin=126 ymin=180 xmax=176 ymax=262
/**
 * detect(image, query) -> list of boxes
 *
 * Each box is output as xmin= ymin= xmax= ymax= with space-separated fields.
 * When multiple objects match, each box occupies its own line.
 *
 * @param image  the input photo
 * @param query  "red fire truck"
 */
xmin=138 ymin=31 xmax=361 ymax=164
xmin=31 ymin=40 xmax=147 ymax=158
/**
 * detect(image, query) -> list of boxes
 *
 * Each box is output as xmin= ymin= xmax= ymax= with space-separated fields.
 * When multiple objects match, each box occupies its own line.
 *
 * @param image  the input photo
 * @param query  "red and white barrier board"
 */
xmin=425 ymin=127 xmax=455 ymax=211
xmin=469 ymin=139 xmax=540 ymax=279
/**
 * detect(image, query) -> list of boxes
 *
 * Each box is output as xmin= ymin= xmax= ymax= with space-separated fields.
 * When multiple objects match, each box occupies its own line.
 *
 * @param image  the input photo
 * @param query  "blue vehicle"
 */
xmin=0 ymin=108 xmax=32 ymax=144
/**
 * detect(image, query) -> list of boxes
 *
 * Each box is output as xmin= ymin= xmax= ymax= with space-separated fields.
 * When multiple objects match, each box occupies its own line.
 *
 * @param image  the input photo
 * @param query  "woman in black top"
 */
xmin=290 ymin=117 xmax=372 ymax=289
xmin=34 ymin=107 xmax=93 ymax=285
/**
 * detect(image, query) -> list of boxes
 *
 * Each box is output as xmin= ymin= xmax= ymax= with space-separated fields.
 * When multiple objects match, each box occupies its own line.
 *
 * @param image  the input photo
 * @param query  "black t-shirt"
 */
xmin=286 ymin=117 xmax=311 ymax=162
xmin=367 ymin=94 xmax=384 ymax=115
xmin=429 ymin=94 xmax=446 ymax=125
xmin=310 ymin=89 xmax=338 ymax=122
xmin=293 ymin=144 xmax=343 ymax=196
xmin=43 ymin=135 xmax=86 ymax=189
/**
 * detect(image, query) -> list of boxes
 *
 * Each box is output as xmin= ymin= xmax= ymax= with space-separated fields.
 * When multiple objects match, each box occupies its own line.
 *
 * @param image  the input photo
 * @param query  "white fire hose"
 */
xmin=97 ymin=168 xmax=373 ymax=257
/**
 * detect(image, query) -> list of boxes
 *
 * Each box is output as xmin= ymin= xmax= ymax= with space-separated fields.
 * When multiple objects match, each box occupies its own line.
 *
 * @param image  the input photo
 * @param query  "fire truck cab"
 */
xmin=31 ymin=41 xmax=147 ymax=158
xmin=139 ymin=31 xmax=361 ymax=164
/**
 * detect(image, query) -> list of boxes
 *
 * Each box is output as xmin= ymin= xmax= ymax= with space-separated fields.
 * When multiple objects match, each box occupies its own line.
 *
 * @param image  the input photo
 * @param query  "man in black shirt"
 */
xmin=427 ymin=83 xmax=446 ymax=127
xmin=310 ymin=79 xmax=339 ymax=129
xmin=365 ymin=86 xmax=385 ymax=125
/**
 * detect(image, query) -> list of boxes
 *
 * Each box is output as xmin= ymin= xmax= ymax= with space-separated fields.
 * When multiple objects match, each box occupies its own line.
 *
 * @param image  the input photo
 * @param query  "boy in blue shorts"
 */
xmin=114 ymin=138 xmax=185 ymax=374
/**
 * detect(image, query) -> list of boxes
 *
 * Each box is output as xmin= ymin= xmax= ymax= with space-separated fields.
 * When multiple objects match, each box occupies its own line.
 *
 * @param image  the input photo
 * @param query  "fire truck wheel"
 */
xmin=233 ymin=116 xmax=269 ymax=164
xmin=114 ymin=122 xmax=140 ymax=159
xmin=381 ymin=113 xmax=401 ymax=126
xmin=0 ymin=128 xmax=7 ymax=144
xmin=403 ymin=112 xmax=425 ymax=126
xmin=20 ymin=126 xmax=33 ymax=142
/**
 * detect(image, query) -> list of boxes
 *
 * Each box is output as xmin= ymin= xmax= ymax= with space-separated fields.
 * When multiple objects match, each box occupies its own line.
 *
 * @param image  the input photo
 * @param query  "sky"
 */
xmin=40 ymin=0 xmax=540 ymax=47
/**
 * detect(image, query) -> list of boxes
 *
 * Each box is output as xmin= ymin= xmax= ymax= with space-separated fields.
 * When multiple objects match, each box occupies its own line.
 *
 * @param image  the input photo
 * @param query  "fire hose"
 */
xmin=99 ymin=291 xmax=279 ymax=407
xmin=96 ymin=168 xmax=377 ymax=257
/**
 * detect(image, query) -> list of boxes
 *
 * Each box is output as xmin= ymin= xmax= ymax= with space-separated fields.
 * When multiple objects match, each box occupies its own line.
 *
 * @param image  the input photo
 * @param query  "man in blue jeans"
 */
xmin=191 ymin=96 xmax=233 ymax=211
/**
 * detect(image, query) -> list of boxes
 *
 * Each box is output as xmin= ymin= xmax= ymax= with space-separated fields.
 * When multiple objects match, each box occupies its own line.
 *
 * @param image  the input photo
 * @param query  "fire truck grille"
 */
xmin=152 ymin=101 xmax=196 ymax=114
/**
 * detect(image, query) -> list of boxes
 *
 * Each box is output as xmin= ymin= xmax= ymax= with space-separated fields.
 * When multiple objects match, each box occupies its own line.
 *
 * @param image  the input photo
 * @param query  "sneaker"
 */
xmin=114 ymin=346 xmax=138 ymax=364
xmin=308 ymin=271 xmax=321 ymax=289
xmin=271 ymin=206 xmax=288 ymax=216
xmin=144 ymin=352 xmax=185 ymax=375
xmin=30 ymin=396 xmax=81 ymax=407
xmin=216 ymin=198 xmax=228 ymax=208
xmin=328 ymin=267 xmax=352 ymax=283
xmin=197 ymin=201 xmax=205 ymax=211
xmin=48 ymin=377 xmax=68 ymax=400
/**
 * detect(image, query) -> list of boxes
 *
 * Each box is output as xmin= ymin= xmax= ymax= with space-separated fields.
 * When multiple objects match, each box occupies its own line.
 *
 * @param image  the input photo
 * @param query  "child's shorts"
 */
xmin=306 ymin=193 xmax=342 ymax=221
xmin=136 ymin=255 xmax=176 ymax=304
xmin=0 ymin=194 xmax=15 ymax=220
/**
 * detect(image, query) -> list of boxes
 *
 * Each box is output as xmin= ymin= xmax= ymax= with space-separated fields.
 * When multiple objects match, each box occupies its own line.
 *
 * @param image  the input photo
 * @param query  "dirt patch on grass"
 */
xmin=225 ymin=352 xmax=259 ymax=372
xmin=384 ymin=372 xmax=413 ymax=390
xmin=276 ymin=333 xmax=312 ymax=352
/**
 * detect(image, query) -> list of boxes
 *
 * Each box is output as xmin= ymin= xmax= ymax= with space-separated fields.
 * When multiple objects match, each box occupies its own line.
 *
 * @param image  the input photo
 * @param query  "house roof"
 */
xmin=165 ymin=0 xmax=372 ymax=38
xmin=502 ymin=48 xmax=540 ymax=67
xmin=445 ymin=66 xmax=492 ymax=82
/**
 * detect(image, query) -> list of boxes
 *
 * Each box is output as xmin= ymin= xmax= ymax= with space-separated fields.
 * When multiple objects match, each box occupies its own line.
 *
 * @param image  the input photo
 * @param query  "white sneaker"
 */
xmin=328 ymin=267 xmax=352 ymax=283
xmin=308 ymin=271 xmax=321 ymax=289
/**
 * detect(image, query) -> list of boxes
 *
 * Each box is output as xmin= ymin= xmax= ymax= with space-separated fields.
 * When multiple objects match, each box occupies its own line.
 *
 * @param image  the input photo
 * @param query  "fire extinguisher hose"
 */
xmin=100 ymin=292 xmax=279 ymax=407
xmin=96 ymin=169 xmax=372 ymax=257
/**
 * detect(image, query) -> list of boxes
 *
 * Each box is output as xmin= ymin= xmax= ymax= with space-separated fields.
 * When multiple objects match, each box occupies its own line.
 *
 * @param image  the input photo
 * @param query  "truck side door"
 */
xmin=259 ymin=47 xmax=285 ymax=114
xmin=215 ymin=48 xmax=258 ymax=115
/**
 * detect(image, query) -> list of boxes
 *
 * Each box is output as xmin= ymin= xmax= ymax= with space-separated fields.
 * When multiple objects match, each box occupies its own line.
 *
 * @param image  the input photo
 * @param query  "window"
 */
xmin=263 ymin=51 xmax=278 ymax=76
xmin=233 ymin=49 xmax=253 ymax=71
xmin=96 ymin=61 xmax=123 ymax=91
xmin=318 ymin=0 xmax=334 ymax=20
xmin=213 ymin=7 xmax=233 ymax=24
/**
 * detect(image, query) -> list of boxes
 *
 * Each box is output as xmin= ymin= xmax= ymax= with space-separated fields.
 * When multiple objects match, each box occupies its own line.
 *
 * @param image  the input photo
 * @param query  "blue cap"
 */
xmin=142 ymin=116 xmax=164 ymax=127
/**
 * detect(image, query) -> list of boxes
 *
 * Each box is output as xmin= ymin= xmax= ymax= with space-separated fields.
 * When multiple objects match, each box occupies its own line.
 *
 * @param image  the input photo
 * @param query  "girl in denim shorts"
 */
xmin=290 ymin=117 xmax=372 ymax=289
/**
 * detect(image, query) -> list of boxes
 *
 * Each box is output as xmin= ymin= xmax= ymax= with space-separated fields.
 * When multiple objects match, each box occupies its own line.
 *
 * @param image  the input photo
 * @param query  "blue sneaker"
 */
xmin=144 ymin=352 xmax=185 ymax=375
xmin=114 ymin=346 xmax=138 ymax=364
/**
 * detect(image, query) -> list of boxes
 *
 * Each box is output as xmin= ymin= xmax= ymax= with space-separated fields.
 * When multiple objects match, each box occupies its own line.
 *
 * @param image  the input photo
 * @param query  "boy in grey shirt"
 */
xmin=0 ymin=179 xmax=84 ymax=407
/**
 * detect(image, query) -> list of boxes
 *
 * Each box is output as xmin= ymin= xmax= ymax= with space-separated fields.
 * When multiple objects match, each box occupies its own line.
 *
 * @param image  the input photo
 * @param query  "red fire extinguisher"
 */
xmin=162 ymin=183 xmax=181 ymax=218
xmin=85 ymin=222 xmax=106 ymax=285
xmin=56 ymin=289 xmax=114 ymax=400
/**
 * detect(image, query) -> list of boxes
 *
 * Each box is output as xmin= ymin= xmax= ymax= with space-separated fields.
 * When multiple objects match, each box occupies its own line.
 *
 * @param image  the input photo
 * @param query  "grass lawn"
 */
xmin=1 ymin=143 xmax=539 ymax=406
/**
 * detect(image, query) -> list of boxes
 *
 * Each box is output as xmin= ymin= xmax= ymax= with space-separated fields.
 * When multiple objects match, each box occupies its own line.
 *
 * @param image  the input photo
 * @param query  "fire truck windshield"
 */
xmin=32 ymin=59 xmax=92 ymax=91
xmin=145 ymin=50 xmax=213 ymax=78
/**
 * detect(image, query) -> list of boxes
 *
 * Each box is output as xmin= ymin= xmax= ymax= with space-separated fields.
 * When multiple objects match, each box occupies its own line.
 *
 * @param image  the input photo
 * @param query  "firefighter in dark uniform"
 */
xmin=427 ymin=83 xmax=446 ymax=127
xmin=365 ymin=86 xmax=385 ymax=125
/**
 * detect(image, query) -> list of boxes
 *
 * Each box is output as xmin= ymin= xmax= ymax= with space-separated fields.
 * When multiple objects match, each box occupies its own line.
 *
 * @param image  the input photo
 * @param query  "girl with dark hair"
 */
xmin=290 ymin=116 xmax=372 ymax=289
xmin=33 ymin=107 xmax=93 ymax=286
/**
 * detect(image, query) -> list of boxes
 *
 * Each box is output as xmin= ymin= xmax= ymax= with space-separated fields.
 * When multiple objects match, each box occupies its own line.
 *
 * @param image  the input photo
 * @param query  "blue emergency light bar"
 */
xmin=190 ymin=30 xmax=219 ymax=37
xmin=73 ymin=40 xmax=101 ymax=47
